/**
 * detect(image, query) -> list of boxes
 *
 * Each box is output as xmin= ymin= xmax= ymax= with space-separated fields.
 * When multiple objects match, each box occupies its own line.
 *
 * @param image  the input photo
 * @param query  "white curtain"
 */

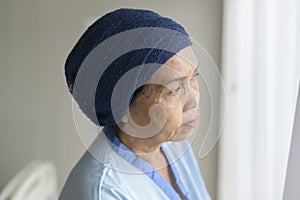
xmin=218 ymin=0 xmax=300 ymax=199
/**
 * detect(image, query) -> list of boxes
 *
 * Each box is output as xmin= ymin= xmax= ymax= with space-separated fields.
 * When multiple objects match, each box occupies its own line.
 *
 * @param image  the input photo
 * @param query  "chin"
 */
xmin=171 ymin=126 xmax=196 ymax=142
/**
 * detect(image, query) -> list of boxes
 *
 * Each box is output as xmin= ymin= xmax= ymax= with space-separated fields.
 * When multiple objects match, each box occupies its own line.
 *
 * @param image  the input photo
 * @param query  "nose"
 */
xmin=182 ymin=82 xmax=199 ymax=112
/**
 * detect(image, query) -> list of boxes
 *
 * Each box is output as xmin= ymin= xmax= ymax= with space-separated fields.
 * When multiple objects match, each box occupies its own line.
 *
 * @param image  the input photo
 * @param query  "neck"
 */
xmin=112 ymin=125 xmax=168 ymax=169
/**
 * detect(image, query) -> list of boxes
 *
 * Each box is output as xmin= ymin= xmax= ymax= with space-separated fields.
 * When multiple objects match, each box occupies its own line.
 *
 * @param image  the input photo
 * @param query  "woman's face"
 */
xmin=124 ymin=46 xmax=200 ymax=143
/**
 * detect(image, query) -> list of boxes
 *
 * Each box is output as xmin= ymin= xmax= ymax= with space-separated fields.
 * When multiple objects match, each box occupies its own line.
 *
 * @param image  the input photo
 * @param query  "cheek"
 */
xmin=162 ymin=97 xmax=183 ymax=128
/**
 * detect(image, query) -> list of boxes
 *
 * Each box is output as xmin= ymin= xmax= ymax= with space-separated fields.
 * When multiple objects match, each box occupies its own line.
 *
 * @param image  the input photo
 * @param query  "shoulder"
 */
xmin=59 ymin=150 xmax=110 ymax=200
xmin=59 ymin=149 xmax=132 ymax=200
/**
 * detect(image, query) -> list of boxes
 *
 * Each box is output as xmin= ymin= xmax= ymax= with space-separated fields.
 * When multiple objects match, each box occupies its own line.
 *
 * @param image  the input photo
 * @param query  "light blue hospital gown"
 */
xmin=59 ymin=125 xmax=211 ymax=200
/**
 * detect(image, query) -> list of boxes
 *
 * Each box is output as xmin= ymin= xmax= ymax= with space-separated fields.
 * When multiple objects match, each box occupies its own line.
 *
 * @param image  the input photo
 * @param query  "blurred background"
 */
xmin=0 ymin=0 xmax=299 ymax=200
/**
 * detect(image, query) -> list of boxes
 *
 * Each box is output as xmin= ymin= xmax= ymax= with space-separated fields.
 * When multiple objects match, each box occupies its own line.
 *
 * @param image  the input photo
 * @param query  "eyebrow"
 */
xmin=164 ymin=66 xmax=199 ymax=85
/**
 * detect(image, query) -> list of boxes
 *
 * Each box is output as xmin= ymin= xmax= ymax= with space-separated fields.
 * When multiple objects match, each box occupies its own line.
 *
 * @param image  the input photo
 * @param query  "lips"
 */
xmin=182 ymin=117 xmax=198 ymax=128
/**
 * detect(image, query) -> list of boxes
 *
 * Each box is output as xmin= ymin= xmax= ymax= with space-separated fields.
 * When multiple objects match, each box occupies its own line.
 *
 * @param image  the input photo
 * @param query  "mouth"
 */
xmin=182 ymin=117 xmax=198 ymax=128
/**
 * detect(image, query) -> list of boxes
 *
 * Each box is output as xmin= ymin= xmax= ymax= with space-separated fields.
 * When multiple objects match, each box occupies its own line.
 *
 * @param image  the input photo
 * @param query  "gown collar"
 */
xmin=103 ymin=125 xmax=191 ymax=200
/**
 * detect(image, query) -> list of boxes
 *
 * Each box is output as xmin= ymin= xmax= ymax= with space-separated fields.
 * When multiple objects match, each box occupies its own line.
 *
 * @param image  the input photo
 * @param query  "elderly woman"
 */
xmin=59 ymin=8 xmax=211 ymax=200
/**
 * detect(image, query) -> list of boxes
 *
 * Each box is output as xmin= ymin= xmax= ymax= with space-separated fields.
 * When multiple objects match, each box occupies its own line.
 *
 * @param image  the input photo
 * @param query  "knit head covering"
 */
xmin=65 ymin=8 xmax=192 ymax=126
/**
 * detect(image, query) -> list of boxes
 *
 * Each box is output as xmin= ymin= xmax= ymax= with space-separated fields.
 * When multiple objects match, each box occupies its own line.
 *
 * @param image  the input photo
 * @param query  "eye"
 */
xmin=168 ymin=87 xmax=181 ymax=96
xmin=191 ymin=71 xmax=200 ymax=81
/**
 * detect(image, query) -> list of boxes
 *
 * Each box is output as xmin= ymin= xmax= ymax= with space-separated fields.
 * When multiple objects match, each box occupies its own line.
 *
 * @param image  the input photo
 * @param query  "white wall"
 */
xmin=0 ymin=0 xmax=223 ymax=199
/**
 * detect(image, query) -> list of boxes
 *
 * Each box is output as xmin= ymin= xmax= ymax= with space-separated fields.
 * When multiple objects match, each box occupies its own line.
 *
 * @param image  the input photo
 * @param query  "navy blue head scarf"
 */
xmin=65 ymin=8 xmax=192 ymax=126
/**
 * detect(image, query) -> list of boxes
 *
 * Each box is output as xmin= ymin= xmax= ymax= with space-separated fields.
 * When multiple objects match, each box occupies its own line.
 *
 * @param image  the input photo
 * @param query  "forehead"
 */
xmin=148 ymin=46 xmax=198 ymax=84
xmin=166 ymin=46 xmax=198 ymax=73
